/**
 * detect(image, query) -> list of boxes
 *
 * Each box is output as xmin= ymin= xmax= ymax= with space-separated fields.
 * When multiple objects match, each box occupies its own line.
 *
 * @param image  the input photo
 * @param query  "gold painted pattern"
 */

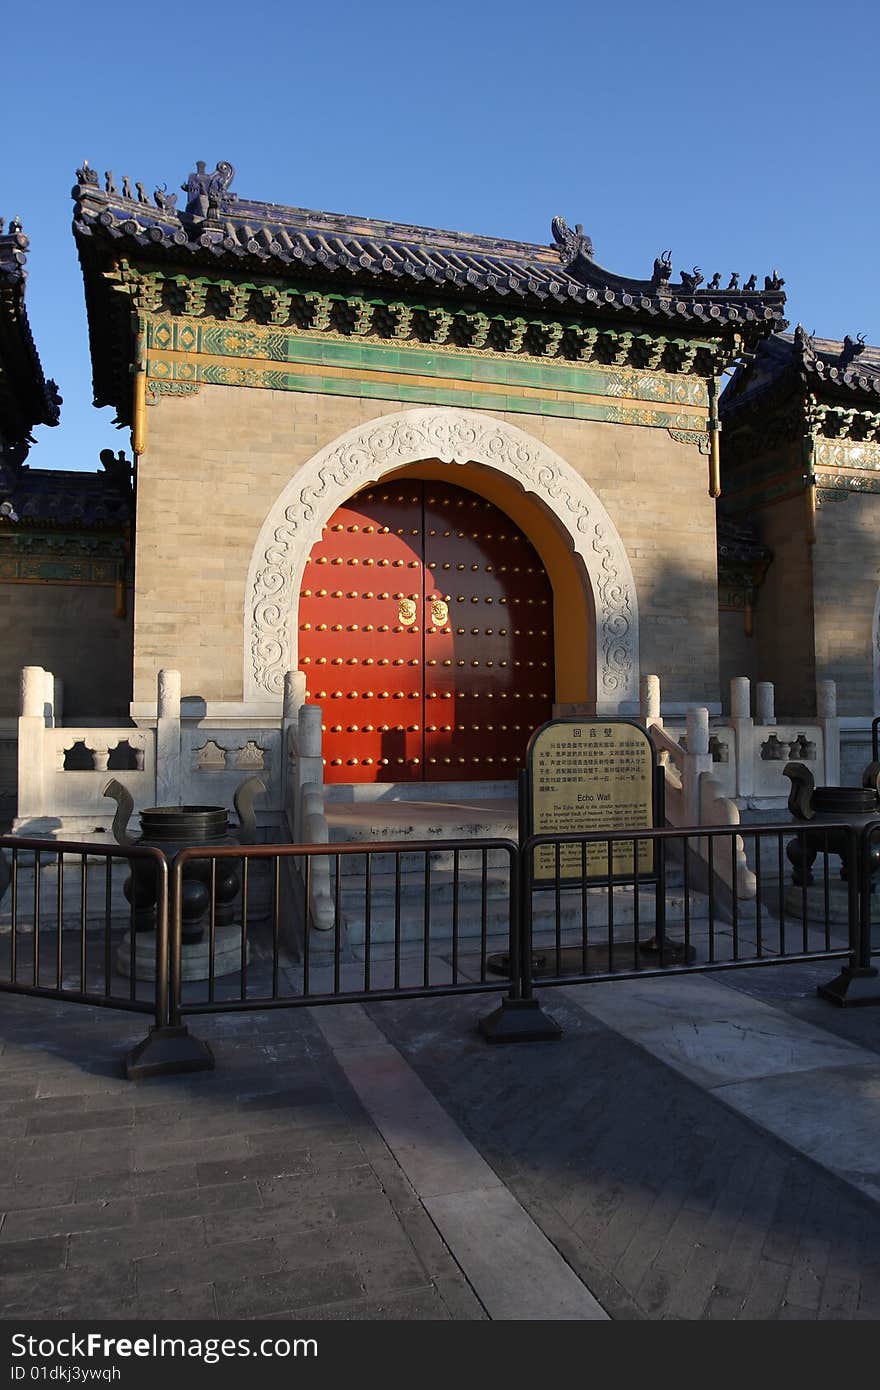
xmin=814 ymin=439 xmax=880 ymax=472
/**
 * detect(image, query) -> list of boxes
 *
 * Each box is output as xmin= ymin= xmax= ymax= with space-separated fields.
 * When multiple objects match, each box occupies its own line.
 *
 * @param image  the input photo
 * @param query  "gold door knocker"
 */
xmin=398 ymin=598 xmax=417 ymax=626
xmin=430 ymin=598 xmax=449 ymax=627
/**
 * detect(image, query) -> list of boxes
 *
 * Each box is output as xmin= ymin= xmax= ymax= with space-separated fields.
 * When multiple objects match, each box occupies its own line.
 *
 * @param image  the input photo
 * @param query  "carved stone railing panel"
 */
xmin=19 ymin=727 xmax=157 ymax=827
xmin=193 ymin=739 xmax=228 ymax=771
xmin=180 ymin=727 xmax=281 ymax=812
xmin=752 ymin=725 xmax=824 ymax=798
xmin=234 ymin=740 xmax=266 ymax=770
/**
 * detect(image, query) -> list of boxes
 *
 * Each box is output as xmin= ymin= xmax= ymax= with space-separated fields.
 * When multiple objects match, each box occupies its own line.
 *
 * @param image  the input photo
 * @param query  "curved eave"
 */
xmin=75 ymin=226 xmax=137 ymax=421
xmin=0 ymin=236 xmax=61 ymax=448
xmin=805 ymin=360 xmax=880 ymax=405
xmin=566 ymin=247 xmax=786 ymax=320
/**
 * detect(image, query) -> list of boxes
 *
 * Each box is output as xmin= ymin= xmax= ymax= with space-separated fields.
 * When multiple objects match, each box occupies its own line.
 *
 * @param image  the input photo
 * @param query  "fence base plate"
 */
xmin=125 ymin=1025 xmax=215 ymax=1079
xmin=479 ymin=996 xmax=563 ymax=1043
xmin=818 ymin=965 xmax=880 ymax=1008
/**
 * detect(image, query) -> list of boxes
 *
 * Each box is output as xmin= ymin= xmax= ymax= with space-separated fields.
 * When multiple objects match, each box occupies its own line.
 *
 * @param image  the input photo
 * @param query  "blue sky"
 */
xmin=5 ymin=0 xmax=878 ymax=472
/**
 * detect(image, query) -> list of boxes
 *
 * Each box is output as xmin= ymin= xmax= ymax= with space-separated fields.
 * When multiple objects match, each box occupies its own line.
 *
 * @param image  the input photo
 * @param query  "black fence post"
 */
xmin=125 ymin=850 xmax=215 ymax=1077
xmin=655 ymin=766 xmax=667 ymax=960
xmin=817 ymin=822 xmax=880 ymax=1007
xmin=479 ymin=836 xmax=561 ymax=1043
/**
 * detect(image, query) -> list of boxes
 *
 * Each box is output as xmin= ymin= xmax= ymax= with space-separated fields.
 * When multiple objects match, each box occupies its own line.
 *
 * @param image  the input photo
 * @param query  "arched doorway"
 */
xmin=299 ymin=480 xmax=554 ymax=782
xmin=245 ymin=407 xmax=640 ymax=715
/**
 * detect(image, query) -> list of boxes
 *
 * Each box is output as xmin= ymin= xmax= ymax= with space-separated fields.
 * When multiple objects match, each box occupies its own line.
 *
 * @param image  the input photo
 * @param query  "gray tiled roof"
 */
xmin=0 ymin=460 xmax=131 ymax=527
xmin=72 ymin=161 xmax=787 ymax=328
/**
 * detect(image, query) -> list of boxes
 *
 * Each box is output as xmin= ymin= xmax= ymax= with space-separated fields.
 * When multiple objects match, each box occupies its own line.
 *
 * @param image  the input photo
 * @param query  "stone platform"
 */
xmin=115 ymin=925 xmax=250 ymax=982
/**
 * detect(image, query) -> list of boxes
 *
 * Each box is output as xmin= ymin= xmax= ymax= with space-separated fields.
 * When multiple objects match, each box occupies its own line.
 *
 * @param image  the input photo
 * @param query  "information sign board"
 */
xmin=525 ymin=719 xmax=656 ymax=882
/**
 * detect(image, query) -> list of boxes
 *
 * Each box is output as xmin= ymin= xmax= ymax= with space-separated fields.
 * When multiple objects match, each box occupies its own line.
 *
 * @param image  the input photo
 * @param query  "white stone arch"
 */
xmin=244 ymin=406 xmax=640 ymax=713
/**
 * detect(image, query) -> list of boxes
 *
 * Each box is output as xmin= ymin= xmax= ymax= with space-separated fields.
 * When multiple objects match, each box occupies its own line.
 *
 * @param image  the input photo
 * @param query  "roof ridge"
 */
xmin=72 ymin=160 xmax=788 ymax=321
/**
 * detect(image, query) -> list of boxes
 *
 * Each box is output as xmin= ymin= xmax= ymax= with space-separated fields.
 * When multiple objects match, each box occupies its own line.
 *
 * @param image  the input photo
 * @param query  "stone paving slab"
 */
xmin=366 ymin=984 xmax=880 ymax=1320
xmin=562 ymin=975 xmax=873 ymax=1085
xmin=6 ymin=961 xmax=880 ymax=1320
xmin=0 ymin=994 xmax=485 ymax=1321
xmin=712 ymin=957 xmax=880 ymax=1056
xmin=716 ymin=1065 xmax=880 ymax=1205
xmin=560 ymin=974 xmax=880 ymax=1204
xmin=313 ymin=1003 xmax=606 ymax=1320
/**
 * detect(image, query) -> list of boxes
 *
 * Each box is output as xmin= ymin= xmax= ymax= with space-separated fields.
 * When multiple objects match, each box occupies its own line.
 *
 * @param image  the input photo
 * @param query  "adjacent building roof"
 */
xmin=721 ymin=328 xmax=880 ymax=422
xmin=73 ymin=158 xmax=788 ymax=417
xmin=0 ymin=219 xmax=61 ymax=463
xmin=0 ymin=450 xmax=132 ymax=528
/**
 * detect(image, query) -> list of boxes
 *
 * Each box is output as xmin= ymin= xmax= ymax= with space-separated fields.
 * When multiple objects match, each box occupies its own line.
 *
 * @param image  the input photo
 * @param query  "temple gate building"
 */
xmin=7 ymin=156 xmax=880 ymax=826
xmin=66 ymin=158 xmax=789 ymax=791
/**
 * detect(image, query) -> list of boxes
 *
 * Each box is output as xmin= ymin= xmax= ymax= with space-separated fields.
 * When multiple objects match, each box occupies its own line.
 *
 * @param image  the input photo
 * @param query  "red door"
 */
xmin=298 ymin=481 xmax=554 ymax=782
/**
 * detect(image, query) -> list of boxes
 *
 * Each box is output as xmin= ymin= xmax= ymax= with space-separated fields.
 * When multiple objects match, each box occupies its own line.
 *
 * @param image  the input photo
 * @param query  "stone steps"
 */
xmin=324 ymin=779 xmax=516 ymax=804
xmin=333 ymin=864 xmax=690 ymax=944
xmin=322 ymin=797 xmax=698 ymax=942
xmin=325 ymin=798 xmax=519 ymax=877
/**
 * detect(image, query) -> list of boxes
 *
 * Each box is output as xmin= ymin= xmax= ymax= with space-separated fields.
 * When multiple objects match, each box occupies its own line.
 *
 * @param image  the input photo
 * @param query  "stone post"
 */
xmin=730 ymin=677 xmax=750 ymax=720
xmin=684 ymin=706 xmax=714 ymax=825
xmin=293 ymin=708 xmax=332 ymax=933
xmin=755 ymin=682 xmax=775 ymax=726
xmin=301 ymin=784 xmax=334 ymax=931
xmin=281 ymin=671 xmax=306 ymax=833
xmin=42 ymin=669 xmax=55 ymax=728
xmin=156 ymin=669 xmax=182 ymax=807
xmin=817 ymin=679 xmax=837 ymax=719
xmin=728 ymin=676 xmax=754 ymax=801
xmin=21 ymin=666 xmax=45 ymax=720
xmin=640 ymin=674 xmax=662 ymax=728
xmin=17 ymin=667 xmax=47 ymax=820
xmin=817 ymin=679 xmax=840 ymax=785
xmin=299 ymin=704 xmax=323 ymax=759
xmin=687 ymin=705 xmax=710 ymax=757
xmin=283 ymin=671 xmax=306 ymax=724
xmin=294 ymin=704 xmax=324 ymax=844
xmin=52 ymin=676 xmax=64 ymax=727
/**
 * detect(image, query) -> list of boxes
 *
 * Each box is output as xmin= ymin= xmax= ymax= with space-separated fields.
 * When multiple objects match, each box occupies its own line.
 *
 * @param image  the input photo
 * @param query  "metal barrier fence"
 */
xmin=520 ymin=822 xmax=865 ymax=990
xmin=164 ymin=819 xmax=880 ymax=1049
xmin=0 ymin=835 xmax=170 ymax=1074
xmin=1 ymin=821 xmax=878 ymax=1076
xmin=169 ymin=837 xmax=520 ymax=1016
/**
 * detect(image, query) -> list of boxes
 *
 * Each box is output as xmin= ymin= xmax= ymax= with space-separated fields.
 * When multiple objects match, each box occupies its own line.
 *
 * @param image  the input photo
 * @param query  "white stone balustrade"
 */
xmin=635 ymin=673 xmax=845 ymax=905
xmin=641 ymin=673 xmax=838 ymax=814
xmin=14 ymin=667 xmax=284 ymax=839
